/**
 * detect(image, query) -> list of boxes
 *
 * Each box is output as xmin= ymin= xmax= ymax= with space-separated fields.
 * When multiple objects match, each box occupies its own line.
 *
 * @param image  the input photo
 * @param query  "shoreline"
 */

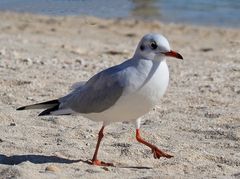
xmin=1 ymin=11 xmax=240 ymax=30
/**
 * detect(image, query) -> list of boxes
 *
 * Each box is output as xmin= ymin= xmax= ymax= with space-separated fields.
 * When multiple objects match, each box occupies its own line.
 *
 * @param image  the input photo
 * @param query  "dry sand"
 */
xmin=0 ymin=12 xmax=239 ymax=178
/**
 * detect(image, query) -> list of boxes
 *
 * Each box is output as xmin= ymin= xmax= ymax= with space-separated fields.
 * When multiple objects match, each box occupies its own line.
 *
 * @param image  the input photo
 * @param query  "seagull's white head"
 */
xmin=134 ymin=33 xmax=183 ymax=61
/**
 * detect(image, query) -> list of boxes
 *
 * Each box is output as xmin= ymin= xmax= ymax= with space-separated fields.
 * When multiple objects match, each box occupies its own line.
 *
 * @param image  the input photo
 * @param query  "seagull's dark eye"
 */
xmin=150 ymin=41 xmax=158 ymax=50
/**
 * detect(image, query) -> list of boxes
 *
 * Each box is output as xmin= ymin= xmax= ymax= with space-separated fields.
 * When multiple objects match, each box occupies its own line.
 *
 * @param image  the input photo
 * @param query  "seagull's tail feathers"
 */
xmin=17 ymin=99 xmax=75 ymax=116
xmin=16 ymin=99 xmax=60 ymax=116
xmin=17 ymin=99 xmax=59 ymax=110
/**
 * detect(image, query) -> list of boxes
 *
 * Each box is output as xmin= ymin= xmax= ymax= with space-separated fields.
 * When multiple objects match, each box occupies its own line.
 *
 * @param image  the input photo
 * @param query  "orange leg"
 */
xmin=136 ymin=129 xmax=173 ymax=159
xmin=91 ymin=126 xmax=114 ymax=166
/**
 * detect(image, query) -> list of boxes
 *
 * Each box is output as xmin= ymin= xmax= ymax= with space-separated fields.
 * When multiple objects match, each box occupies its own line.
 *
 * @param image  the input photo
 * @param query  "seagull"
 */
xmin=17 ymin=33 xmax=183 ymax=166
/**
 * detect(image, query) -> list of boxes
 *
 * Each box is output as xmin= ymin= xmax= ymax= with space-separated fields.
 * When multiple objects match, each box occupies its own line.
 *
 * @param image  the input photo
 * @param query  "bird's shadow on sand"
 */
xmin=0 ymin=154 xmax=153 ymax=170
xmin=0 ymin=154 xmax=83 ymax=165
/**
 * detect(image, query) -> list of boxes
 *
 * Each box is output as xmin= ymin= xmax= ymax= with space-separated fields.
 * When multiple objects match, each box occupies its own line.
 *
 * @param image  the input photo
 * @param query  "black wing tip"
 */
xmin=38 ymin=104 xmax=60 ymax=116
xmin=16 ymin=99 xmax=60 ymax=111
xmin=38 ymin=109 xmax=52 ymax=116
xmin=16 ymin=106 xmax=26 ymax=110
xmin=38 ymin=112 xmax=49 ymax=116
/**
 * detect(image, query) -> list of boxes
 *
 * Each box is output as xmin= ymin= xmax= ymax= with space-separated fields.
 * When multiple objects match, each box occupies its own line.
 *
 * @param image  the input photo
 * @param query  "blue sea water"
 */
xmin=0 ymin=0 xmax=239 ymax=28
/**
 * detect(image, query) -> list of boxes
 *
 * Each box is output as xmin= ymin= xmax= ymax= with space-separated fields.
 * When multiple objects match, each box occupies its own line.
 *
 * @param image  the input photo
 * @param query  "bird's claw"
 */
xmin=151 ymin=147 xmax=173 ymax=159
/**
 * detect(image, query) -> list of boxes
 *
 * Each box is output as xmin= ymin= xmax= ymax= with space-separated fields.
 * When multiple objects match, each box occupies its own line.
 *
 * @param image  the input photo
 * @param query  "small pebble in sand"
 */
xmin=20 ymin=58 xmax=33 ymax=65
xmin=125 ymin=33 xmax=136 ymax=37
xmin=105 ymin=50 xmax=128 ymax=55
xmin=102 ymin=167 xmax=110 ymax=171
xmin=200 ymin=47 xmax=213 ymax=52
xmin=9 ymin=122 xmax=16 ymax=126
xmin=45 ymin=165 xmax=60 ymax=173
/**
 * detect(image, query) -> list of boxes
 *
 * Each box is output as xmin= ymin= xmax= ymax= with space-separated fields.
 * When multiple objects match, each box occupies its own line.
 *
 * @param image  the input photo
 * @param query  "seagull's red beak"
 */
xmin=163 ymin=50 xmax=183 ymax=60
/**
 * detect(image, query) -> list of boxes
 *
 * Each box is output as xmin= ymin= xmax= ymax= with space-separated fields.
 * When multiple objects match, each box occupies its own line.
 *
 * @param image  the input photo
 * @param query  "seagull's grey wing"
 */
xmin=60 ymin=66 xmax=125 ymax=113
xmin=69 ymin=81 xmax=86 ymax=91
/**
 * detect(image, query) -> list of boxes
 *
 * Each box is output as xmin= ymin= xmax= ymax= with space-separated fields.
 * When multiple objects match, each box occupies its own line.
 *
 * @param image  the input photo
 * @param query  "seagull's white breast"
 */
xmin=83 ymin=59 xmax=169 ymax=124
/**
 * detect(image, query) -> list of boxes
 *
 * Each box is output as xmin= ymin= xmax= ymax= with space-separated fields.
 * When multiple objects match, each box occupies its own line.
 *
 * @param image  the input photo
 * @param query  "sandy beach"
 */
xmin=0 ymin=12 xmax=239 ymax=178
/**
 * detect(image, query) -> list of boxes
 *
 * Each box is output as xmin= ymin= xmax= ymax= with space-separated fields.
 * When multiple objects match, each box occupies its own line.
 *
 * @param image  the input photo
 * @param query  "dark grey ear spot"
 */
xmin=140 ymin=44 xmax=145 ymax=51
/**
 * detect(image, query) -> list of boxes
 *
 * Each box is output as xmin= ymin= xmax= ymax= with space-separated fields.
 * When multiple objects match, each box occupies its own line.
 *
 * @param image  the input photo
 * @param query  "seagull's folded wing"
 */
xmin=59 ymin=67 xmax=125 ymax=114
